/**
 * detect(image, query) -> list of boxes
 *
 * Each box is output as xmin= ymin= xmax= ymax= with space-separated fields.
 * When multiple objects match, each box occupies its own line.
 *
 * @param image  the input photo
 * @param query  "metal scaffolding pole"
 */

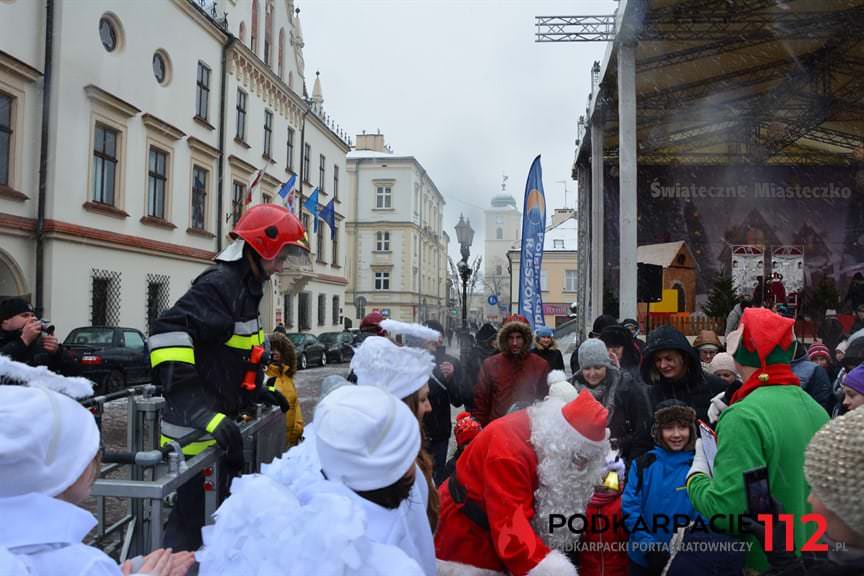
xmin=619 ymin=41 xmax=638 ymax=321
xmin=590 ymin=114 xmax=605 ymax=323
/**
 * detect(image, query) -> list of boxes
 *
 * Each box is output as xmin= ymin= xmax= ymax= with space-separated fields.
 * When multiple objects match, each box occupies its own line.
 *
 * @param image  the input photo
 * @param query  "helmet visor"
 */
xmin=269 ymin=243 xmax=313 ymax=272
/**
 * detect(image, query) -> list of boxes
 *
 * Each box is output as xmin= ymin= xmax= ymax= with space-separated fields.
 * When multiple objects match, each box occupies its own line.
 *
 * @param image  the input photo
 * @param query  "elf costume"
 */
xmin=686 ymin=307 xmax=828 ymax=572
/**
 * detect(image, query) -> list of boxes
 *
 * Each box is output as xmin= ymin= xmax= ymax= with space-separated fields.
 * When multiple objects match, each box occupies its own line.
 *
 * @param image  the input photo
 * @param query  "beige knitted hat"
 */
xmin=804 ymin=407 xmax=864 ymax=536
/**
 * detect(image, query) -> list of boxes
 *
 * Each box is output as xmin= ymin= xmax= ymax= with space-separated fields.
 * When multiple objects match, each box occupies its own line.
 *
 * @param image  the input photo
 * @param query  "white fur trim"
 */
xmin=380 ymin=319 xmax=441 ymax=342
xmin=527 ymin=550 xmax=577 ymax=576
xmin=0 ymin=355 xmax=93 ymax=398
xmin=436 ymin=559 xmax=505 ymax=576
xmin=548 ymin=381 xmax=578 ymax=403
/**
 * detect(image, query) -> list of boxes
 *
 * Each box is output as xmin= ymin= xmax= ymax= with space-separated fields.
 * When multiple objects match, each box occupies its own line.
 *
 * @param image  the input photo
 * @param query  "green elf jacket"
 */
xmin=687 ymin=385 xmax=829 ymax=572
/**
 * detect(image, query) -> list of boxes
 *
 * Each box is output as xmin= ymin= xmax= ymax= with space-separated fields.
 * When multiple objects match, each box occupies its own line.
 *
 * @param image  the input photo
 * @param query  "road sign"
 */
xmin=487 ymin=294 xmax=498 ymax=306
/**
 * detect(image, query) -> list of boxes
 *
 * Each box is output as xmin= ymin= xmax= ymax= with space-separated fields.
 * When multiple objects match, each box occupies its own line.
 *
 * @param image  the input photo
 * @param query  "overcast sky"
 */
xmin=301 ymin=0 xmax=617 ymax=263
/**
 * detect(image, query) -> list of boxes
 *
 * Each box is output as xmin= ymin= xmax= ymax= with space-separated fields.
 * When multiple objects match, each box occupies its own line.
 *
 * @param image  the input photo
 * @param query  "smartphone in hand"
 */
xmin=743 ymin=466 xmax=776 ymax=516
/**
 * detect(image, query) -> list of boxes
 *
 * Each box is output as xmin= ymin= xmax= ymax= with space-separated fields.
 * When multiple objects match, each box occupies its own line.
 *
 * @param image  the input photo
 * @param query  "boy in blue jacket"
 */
xmin=622 ymin=400 xmax=698 ymax=576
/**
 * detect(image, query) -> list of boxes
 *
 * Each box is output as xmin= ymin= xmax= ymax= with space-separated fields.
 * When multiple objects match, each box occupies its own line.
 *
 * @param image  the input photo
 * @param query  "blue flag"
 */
xmin=278 ymin=174 xmax=296 ymax=201
xmin=303 ymin=188 xmax=320 ymax=233
xmin=320 ymin=198 xmax=336 ymax=240
xmin=517 ymin=155 xmax=547 ymax=330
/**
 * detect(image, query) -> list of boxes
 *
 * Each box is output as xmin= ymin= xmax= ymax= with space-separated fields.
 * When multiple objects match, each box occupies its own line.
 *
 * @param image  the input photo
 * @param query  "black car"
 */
xmin=61 ymin=326 xmax=150 ymax=393
xmin=318 ymin=331 xmax=355 ymax=363
xmin=286 ymin=333 xmax=327 ymax=369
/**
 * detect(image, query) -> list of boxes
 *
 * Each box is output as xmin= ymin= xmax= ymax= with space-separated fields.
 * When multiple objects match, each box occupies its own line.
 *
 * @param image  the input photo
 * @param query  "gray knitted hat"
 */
xmin=804 ymin=407 xmax=864 ymax=536
xmin=579 ymin=338 xmax=612 ymax=369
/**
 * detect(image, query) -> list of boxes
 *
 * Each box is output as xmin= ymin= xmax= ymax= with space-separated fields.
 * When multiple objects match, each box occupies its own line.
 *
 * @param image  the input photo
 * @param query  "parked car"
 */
xmin=286 ymin=333 xmax=327 ymax=369
xmin=60 ymin=326 xmax=150 ymax=394
xmin=318 ymin=331 xmax=355 ymax=364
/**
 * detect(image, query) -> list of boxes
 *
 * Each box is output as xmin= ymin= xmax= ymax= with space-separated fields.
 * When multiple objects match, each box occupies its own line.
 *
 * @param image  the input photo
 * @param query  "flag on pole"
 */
xmin=517 ymin=155 xmax=547 ymax=331
xmin=244 ymin=168 xmax=265 ymax=205
xmin=278 ymin=174 xmax=297 ymax=211
xmin=320 ymin=198 xmax=336 ymax=240
xmin=303 ymin=188 xmax=320 ymax=233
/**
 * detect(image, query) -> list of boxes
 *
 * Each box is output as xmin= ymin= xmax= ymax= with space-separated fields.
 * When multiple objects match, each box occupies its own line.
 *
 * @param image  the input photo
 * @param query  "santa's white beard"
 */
xmin=527 ymin=399 xmax=608 ymax=551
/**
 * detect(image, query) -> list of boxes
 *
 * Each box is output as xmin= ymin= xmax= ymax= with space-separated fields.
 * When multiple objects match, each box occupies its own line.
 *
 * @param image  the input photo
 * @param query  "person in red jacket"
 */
xmin=471 ymin=314 xmax=550 ymax=426
xmin=436 ymin=389 xmax=610 ymax=576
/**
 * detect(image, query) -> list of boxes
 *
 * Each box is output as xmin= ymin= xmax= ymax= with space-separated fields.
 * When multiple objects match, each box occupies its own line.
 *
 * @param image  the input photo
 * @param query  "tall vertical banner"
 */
xmin=518 ymin=155 xmax=547 ymax=330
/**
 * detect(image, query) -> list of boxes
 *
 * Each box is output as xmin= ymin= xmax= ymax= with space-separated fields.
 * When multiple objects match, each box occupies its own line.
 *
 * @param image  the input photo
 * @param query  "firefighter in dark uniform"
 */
xmin=149 ymin=204 xmax=308 ymax=551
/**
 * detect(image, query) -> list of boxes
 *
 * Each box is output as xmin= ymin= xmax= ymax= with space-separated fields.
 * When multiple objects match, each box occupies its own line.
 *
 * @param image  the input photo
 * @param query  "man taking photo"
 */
xmin=0 ymin=297 xmax=60 ymax=368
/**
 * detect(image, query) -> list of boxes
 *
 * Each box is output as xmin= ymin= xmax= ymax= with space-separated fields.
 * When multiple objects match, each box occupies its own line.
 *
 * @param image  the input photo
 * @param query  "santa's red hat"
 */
xmin=561 ymin=389 xmax=609 ymax=443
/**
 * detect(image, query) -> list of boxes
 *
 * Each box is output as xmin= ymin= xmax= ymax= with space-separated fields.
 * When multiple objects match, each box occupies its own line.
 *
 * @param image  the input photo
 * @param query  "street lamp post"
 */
xmin=454 ymin=214 xmax=474 ymax=359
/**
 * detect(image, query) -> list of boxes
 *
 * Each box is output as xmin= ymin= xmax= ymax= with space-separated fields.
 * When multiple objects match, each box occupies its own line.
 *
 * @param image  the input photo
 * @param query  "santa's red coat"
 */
xmin=436 ymin=409 xmax=552 ymax=576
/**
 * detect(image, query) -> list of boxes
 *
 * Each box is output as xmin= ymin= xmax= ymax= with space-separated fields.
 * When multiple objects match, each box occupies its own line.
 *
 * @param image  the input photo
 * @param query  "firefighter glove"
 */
xmin=210 ymin=416 xmax=244 ymax=470
xmin=260 ymin=387 xmax=290 ymax=413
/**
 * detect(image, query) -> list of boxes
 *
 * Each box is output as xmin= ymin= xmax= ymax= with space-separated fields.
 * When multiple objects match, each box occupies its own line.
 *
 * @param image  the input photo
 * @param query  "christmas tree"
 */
xmin=702 ymin=274 xmax=739 ymax=321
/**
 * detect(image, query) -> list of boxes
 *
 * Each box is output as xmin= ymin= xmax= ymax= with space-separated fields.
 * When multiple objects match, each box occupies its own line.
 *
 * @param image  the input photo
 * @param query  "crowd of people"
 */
xmin=0 ymin=203 xmax=862 ymax=575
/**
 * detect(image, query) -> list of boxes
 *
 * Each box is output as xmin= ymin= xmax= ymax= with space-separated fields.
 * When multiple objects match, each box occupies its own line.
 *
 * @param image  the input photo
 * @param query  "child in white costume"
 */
xmin=0 ymin=356 xmax=194 ymax=576
xmin=197 ymin=385 xmax=432 ymax=576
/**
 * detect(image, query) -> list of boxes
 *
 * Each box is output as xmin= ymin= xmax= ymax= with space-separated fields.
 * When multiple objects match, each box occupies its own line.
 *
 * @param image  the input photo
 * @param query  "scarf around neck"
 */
xmin=729 ymin=364 xmax=800 ymax=405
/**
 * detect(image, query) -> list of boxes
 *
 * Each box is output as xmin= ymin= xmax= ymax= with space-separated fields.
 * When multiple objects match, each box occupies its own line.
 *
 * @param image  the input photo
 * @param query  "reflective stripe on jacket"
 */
xmin=149 ymin=258 xmax=265 ymax=435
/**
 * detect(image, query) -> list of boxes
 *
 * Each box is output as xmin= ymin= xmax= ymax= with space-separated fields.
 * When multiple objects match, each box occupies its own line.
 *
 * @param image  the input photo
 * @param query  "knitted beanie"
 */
xmin=0 ymin=297 xmax=32 ymax=323
xmin=535 ymin=326 xmax=554 ymax=339
xmin=579 ymin=338 xmax=612 ymax=369
xmin=844 ymin=365 xmax=864 ymax=395
xmin=708 ymin=352 xmax=737 ymax=376
xmin=807 ymin=343 xmax=831 ymax=362
xmin=804 ymin=407 xmax=864 ymax=536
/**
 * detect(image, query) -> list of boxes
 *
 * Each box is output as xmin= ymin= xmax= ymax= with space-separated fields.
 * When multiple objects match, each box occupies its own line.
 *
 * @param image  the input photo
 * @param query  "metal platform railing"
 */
xmin=84 ymin=386 xmax=285 ymax=561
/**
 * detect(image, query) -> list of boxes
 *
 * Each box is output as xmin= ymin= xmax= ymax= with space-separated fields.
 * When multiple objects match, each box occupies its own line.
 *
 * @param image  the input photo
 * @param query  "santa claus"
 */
xmin=436 ymin=389 xmax=610 ymax=576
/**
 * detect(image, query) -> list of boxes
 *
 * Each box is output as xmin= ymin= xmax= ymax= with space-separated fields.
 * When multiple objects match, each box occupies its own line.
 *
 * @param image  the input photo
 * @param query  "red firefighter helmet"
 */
xmin=230 ymin=204 xmax=309 ymax=260
xmin=360 ymin=311 xmax=387 ymax=336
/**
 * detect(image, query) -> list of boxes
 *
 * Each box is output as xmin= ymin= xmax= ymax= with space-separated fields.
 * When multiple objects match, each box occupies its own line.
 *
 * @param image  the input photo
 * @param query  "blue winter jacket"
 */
xmin=621 ymin=445 xmax=698 ymax=567
xmin=791 ymin=357 xmax=834 ymax=415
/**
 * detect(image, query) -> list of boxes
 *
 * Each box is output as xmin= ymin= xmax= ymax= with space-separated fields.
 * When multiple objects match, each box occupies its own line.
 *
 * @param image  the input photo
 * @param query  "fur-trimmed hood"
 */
xmin=498 ymin=320 xmax=533 ymax=357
